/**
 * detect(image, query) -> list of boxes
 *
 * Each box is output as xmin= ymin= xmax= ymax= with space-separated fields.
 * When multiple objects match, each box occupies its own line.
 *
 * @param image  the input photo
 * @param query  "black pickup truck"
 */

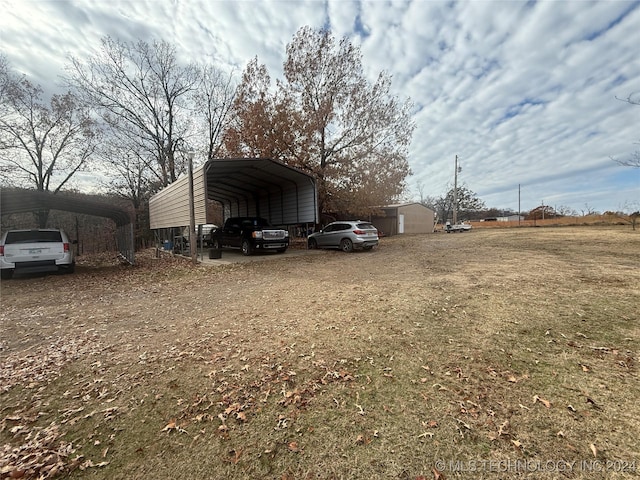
xmin=209 ymin=217 xmax=289 ymax=255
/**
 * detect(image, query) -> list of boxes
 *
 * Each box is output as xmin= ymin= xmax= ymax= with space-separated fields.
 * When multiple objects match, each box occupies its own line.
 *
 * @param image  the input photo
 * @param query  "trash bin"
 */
xmin=209 ymin=248 xmax=222 ymax=259
xmin=163 ymin=240 xmax=173 ymax=251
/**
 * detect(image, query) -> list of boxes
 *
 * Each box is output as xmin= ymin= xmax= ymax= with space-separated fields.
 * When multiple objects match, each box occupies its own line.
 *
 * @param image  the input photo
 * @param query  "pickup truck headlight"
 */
xmin=251 ymin=231 xmax=263 ymax=239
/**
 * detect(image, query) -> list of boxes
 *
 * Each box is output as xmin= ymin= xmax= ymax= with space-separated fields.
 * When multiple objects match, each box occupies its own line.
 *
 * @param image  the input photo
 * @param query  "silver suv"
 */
xmin=308 ymin=221 xmax=379 ymax=252
xmin=0 ymin=229 xmax=76 ymax=279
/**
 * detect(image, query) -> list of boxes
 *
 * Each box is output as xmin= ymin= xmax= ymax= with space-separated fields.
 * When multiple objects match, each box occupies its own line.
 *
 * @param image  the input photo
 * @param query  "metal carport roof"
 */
xmin=0 ymin=189 xmax=132 ymax=226
xmin=0 ymin=188 xmax=135 ymax=264
xmin=149 ymin=158 xmax=318 ymax=229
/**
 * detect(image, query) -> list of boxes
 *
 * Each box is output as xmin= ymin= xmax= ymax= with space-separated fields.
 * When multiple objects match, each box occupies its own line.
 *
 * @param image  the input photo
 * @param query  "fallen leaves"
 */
xmin=0 ymin=334 xmax=103 ymax=393
xmin=533 ymin=395 xmax=551 ymax=408
xmin=162 ymin=419 xmax=188 ymax=434
xmin=0 ymin=422 xmax=107 ymax=479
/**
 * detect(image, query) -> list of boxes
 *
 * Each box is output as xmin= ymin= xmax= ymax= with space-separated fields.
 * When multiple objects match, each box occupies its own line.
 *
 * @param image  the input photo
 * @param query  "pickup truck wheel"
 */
xmin=308 ymin=238 xmax=317 ymax=249
xmin=241 ymin=239 xmax=253 ymax=256
xmin=340 ymin=238 xmax=354 ymax=253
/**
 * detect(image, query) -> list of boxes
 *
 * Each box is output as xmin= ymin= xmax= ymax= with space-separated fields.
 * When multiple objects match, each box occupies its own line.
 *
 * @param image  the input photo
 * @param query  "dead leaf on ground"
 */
xmin=533 ymin=395 xmax=551 ymax=408
xmin=162 ymin=419 xmax=177 ymax=431
xmin=590 ymin=443 xmax=598 ymax=458
xmin=227 ymin=448 xmax=242 ymax=464
xmin=288 ymin=441 xmax=300 ymax=452
xmin=498 ymin=420 xmax=509 ymax=436
xmin=585 ymin=397 xmax=602 ymax=410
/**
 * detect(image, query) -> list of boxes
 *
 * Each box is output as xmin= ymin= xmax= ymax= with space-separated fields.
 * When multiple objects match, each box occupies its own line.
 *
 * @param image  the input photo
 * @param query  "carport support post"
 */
xmin=188 ymin=151 xmax=197 ymax=264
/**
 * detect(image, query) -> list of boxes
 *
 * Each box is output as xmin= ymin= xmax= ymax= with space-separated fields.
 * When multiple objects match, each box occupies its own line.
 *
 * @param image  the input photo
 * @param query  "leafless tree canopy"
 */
xmin=65 ymin=37 xmax=202 ymax=187
xmin=0 ymin=66 xmax=99 ymax=226
xmin=613 ymin=92 xmax=640 ymax=168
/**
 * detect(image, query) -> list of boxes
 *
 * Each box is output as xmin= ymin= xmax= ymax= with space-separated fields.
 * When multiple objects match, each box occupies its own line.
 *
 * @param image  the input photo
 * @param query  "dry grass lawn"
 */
xmin=1 ymin=226 xmax=638 ymax=479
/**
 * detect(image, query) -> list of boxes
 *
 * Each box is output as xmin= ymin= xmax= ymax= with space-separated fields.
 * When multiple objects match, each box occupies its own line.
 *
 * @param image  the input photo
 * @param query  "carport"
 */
xmin=149 ymin=158 xmax=318 ymax=247
xmin=0 ymin=188 xmax=135 ymax=264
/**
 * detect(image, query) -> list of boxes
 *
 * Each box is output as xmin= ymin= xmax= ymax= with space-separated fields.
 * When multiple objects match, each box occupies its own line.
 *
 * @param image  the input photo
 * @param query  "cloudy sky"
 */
xmin=1 ymin=0 xmax=639 ymax=213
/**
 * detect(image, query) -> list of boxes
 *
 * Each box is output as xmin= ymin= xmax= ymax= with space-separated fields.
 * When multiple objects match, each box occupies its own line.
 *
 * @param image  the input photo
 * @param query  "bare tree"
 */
xmin=0 ymin=54 xmax=10 ymax=102
xmin=65 ymin=37 xmax=200 ymax=187
xmin=192 ymin=65 xmax=236 ymax=160
xmin=556 ymin=205 xmax=578 ymax=217
xmin=613 ymin=92 xmax=640 ymax=168
xmin=580 ymin=203 xmax=598 ymax=216
xmin=0 ymin=70 xmax=99 ymax=226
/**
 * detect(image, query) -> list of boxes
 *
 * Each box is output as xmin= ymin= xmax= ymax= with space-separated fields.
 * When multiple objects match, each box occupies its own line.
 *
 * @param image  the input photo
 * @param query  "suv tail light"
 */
xmin=0 ymin=245 xmax=4 ymax=256
xmin=63 ymin=243 xmax=70 ymax=252
xmin=353 ymin=229 xmax=367 ymax=235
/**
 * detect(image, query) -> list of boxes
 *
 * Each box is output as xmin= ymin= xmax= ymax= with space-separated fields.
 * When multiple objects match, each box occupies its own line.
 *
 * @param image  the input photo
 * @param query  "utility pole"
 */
xmin=453 ymin=155 xmax=460 ymax=224
xmin=518 ymin=184 xmax=521 ymax=226
xmin=188 ymin=151 xmax=197 ymax=264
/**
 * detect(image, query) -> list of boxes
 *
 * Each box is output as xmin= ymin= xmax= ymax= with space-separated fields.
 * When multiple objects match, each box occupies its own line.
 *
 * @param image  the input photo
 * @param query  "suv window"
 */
xmin=356 ymin=223 xmax=376 ymax=230
xmin=5 ymin=230 xmax=63 ymax=244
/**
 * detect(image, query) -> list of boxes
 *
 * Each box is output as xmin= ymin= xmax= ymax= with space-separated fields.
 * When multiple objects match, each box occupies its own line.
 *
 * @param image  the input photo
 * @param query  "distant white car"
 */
xmin=445 ymin=222 xmax=472 ymax=233
xmin=0 ymin=229 xmax=76 ymax=279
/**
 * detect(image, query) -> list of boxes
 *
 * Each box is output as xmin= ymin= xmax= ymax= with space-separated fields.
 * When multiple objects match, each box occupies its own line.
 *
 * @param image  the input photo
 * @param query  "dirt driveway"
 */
xmin=1 ymin=227 xmax=638 ymax=480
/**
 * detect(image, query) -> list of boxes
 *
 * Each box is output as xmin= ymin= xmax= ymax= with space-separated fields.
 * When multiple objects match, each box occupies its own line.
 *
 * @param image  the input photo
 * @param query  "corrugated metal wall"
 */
xmin=398 ymin=204 xmax=435 ymax=234
xmin=371 ymin=203 xmax=436 ymax=236
xmin=220 ymin=179 xmax=317 ymax=225
xmin=149 ymin=167 xmax=208 ymax=230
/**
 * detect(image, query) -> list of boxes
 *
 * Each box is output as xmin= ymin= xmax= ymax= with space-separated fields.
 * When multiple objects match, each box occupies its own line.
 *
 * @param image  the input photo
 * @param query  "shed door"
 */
xmin=398 ymin=214 xmax=405 ymax=234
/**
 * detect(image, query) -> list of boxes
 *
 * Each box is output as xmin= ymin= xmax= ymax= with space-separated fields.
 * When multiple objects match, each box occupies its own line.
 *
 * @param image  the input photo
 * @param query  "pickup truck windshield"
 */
xmin=240 ymin=218 xmax=271 ymax=228
xmin=5 ymin=231 xmax=63 ymax=244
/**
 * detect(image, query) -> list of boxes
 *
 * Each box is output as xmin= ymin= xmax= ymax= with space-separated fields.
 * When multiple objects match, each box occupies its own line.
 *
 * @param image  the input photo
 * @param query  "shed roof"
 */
xmin=149 ymin=158 xmax=318 ymax=229
xmin=380 ymin=202 xmax=434 ymax=211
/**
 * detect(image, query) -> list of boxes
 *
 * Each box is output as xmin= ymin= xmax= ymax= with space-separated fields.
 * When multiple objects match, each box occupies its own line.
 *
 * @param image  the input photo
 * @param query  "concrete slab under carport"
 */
xmin=177 ymin=246 xmax=327 ymax=265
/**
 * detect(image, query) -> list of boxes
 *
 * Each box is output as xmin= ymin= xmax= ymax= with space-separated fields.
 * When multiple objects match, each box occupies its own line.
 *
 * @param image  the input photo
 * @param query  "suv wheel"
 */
xmin=340 ymin=238 xmax=354 ymax=253
xmin=308 ymin=238 xmax=317 ymax=249
xmin=241 ymin=239 xmax=253 ymax=256
xmin=1 ymin=269 xmax=14 ymax=280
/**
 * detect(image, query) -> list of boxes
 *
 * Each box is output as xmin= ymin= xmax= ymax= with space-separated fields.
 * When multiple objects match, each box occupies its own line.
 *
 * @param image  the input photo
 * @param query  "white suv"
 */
xmin=0 ymin=229 xmax=76 ymax=279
